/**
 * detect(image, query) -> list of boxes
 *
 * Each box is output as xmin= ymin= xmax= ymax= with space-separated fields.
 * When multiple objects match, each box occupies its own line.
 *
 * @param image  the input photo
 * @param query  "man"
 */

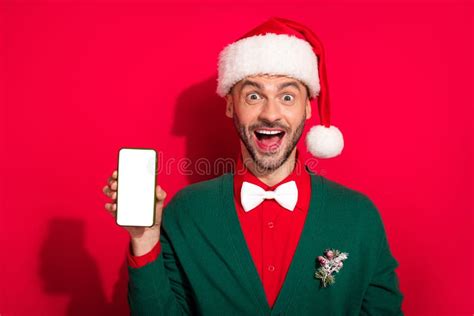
xmin=103 ymin=17 xmax=404 ymax=315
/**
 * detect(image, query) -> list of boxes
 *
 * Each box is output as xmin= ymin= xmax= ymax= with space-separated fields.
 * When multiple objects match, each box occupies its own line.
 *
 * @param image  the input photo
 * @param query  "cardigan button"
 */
xmin=267 ymin=221 xmax=274 ymax=229
xmin=267 ymin=265 xmax=275 ymax=272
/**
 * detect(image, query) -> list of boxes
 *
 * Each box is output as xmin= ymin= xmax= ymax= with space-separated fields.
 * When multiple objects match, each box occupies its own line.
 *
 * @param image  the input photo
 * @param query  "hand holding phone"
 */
xmin=103 ymin=147 xmax=167 ymax=256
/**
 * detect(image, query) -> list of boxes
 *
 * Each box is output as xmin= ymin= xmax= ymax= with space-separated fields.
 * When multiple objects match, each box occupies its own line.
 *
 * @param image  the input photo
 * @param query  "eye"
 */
xmin=246 ymin=93 xmax=262 ymax=102
xmin=282 ymin=94 xmax=294 ymax=102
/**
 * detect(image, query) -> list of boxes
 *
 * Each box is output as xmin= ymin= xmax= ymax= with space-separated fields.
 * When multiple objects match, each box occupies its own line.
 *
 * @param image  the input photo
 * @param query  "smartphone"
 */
xmin=116 ymin=147 xmax=157 ymax=227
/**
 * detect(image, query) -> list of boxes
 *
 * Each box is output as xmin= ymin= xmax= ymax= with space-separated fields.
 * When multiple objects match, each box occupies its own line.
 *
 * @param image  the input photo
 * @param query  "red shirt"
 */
xmin=128 ymin=150 xmax=311 ymax=308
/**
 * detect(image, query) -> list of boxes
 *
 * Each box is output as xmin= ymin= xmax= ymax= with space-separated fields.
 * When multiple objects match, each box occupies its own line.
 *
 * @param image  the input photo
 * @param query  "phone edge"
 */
xmin=115 ymin=147 xmax=157 ymax=228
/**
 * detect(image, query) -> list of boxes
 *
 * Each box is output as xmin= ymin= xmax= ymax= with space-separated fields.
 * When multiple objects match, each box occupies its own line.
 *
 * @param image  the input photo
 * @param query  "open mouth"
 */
xmin=253 ymin=129 xmax=286 ymax=152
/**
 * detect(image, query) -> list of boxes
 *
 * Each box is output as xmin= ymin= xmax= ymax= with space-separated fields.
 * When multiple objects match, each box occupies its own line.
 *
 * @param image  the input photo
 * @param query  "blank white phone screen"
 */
xmin=116 ymin=148 xmax=156 ymax=227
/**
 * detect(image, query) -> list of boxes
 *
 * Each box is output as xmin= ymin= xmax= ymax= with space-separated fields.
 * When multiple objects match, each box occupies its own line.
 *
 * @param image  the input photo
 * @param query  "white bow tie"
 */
xmin=240 ymin=180 xmax=298 ymax=212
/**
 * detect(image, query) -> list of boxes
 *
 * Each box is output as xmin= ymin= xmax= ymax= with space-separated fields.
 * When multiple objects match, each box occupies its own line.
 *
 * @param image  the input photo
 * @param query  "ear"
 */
xmin=225 ymin=94 xmax=233 ymax=118
xmin=305 ymin=97 xmax=312 ymax=120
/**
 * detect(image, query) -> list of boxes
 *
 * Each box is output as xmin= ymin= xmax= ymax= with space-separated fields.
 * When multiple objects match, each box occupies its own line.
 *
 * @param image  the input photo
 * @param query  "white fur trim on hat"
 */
xmin=306 ymin=125 xmax=344 ymax=158
xmin=217 ymin=33 xmax=320 ymax=97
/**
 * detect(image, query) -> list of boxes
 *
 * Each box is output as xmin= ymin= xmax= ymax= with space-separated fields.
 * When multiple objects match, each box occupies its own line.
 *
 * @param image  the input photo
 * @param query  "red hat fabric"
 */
xmin=217 ymin=17 xmax=344 ymax=159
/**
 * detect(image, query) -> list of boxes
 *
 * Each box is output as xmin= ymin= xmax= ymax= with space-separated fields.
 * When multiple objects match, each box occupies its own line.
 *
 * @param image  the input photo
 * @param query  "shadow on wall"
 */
xmin=171 ymin=76 xmax=240 ymax=184
xmin=37 ymin=78 xmax=239 ymax=314
xmin=38 ymin=218 xmax=129 ymax=316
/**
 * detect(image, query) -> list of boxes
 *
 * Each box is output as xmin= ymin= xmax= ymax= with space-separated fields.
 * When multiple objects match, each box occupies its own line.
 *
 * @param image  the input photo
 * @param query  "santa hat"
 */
xmin=216 ymin=17 xmax=344 ymax=159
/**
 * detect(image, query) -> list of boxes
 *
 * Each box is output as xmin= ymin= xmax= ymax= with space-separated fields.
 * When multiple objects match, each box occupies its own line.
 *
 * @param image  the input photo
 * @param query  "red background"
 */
xmin=1 ymin=0 xmax=472 ymax=315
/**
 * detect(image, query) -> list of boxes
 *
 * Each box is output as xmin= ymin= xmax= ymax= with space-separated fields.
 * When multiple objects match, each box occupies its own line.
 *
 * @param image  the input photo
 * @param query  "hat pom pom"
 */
xmin=306 ymin=125 xmax=344 ymax=158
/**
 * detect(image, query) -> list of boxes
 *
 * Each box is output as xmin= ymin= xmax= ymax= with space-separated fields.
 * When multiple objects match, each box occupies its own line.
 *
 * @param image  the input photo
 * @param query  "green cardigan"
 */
xmin=128 ymin=169 xmax=404 ymax=315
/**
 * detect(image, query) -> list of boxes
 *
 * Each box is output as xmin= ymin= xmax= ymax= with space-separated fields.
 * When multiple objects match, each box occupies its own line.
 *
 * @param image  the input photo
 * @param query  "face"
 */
xmin=225 ymin=74 xmax=312 ymax=172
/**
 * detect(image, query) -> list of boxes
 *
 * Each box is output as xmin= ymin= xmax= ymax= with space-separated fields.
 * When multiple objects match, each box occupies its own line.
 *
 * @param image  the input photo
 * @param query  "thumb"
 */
xmin=155 ymin=185 xmax=167 ymax=210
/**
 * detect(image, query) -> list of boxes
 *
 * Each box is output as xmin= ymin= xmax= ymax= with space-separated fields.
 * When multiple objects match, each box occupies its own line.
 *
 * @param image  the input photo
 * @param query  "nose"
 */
xmin=258 ymin=98 xmax=282 ymax=123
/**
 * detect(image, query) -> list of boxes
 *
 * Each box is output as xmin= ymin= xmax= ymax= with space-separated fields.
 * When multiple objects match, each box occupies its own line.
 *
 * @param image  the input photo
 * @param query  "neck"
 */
xmin=240 ymin=144 xmax=297 ymax=187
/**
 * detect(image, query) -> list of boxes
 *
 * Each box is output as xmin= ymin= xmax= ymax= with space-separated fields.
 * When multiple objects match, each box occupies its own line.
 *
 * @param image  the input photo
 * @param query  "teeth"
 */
xmin=256 ymin=130 xmax=283 ymax=135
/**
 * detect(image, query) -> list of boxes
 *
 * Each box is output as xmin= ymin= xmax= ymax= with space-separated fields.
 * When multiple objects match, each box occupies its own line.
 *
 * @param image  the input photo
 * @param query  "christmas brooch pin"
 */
xmin=314 ymin=248 xmax=349 ymax=288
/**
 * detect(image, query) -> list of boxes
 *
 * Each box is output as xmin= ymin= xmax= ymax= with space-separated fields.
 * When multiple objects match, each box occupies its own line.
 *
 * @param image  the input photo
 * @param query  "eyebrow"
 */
xmin=240 ymin=79 xmax=302 ymax=92
xmin=277 ymin=81 xmax=302 ymax=92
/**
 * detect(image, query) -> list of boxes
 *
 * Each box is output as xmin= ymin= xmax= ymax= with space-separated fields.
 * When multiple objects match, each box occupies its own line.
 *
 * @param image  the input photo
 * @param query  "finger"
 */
xmin=103 ymin=186 xmax=117 ymax=199
xmin=108 ymin=170 xmax=118 ymax=184
xmin=155 ymin=185 xmax=167 ymax=202
xmin=103 ymin=185 xmax=111 ymax=197
xmin=110 ymin=180 xmax=117 ymax=190
xmin=108 ymin=176 xmax=116 ymax=186
xmin=105 ymin=202 xmax=117 ymax=214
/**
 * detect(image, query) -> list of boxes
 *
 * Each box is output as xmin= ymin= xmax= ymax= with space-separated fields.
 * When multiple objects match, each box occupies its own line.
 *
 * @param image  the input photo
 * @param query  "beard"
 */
xmin=233 ymin=113 xmax=306 ymax=173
